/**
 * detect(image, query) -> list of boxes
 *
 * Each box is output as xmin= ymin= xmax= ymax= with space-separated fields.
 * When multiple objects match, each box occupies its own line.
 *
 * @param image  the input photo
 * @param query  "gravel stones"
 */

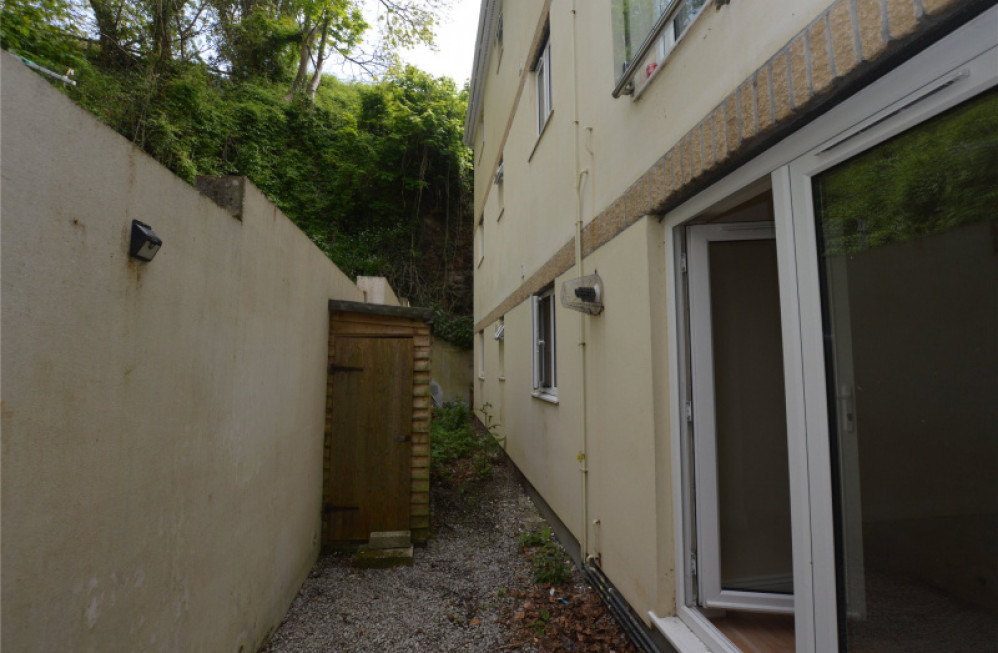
xmin=262 ymin=462 xmax=541 ymax=652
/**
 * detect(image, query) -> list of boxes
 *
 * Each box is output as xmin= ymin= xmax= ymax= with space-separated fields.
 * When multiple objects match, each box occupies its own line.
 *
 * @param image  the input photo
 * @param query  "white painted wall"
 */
xmin=0 ymin=52 xmax=365 ymax=652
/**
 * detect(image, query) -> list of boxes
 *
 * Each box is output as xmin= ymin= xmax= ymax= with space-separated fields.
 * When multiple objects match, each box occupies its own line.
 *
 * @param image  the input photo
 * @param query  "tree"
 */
xmin=2 ymin=0 xmax=475 ymax=339
xmin=286 ymin=0 xmax=366 ymax=100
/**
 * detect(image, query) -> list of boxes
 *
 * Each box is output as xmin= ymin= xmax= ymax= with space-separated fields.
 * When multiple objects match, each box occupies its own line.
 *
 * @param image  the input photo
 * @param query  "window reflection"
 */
xmin=813 ymin=88 xmax=998 ymax=652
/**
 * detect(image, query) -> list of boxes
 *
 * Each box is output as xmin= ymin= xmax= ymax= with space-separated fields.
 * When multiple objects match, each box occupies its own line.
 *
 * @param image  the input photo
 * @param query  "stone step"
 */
xmin=352 ymin=545 xmax=414 ymax=569
xmin=367 ymin=530 xmax=412 ymax=550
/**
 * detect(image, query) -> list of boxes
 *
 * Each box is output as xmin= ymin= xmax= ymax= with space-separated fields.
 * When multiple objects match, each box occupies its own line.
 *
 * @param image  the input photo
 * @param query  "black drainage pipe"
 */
xmin=583 ymin=562 xmax=662 ymax=653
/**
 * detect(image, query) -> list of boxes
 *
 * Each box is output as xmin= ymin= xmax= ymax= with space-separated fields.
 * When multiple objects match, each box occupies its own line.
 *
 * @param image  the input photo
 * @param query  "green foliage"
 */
xmin=518 ymin=526 xmax=552 ymax=548
xmin=519 ymin=527 xmax=573 ymax=586
xmin=814 ymin=88 xmax=998 ymax=255
xmin=1 ymin=0 xmax=83 ymax=67
xmin=4 ymin=0 xmax=474 ymax=343
xmin=432 ymin=307 xmax=473 ymax=350
xmin=430 ymin=402 xmax=505 ymax=483
xmin=430 ymin=401 xmax=477 ymax=475
xmin=527 ymin=609 xmax=552 ymax=635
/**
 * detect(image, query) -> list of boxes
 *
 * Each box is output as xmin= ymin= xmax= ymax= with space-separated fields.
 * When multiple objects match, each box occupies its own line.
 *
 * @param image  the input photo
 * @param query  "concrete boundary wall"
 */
xmin=1 ymin=51 xmax=365 ymax=651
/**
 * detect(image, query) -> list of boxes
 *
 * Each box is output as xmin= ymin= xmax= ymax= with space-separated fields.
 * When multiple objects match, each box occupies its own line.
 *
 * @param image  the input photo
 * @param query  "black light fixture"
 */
xmin=129 ymin=220 xmax=162 ymax=262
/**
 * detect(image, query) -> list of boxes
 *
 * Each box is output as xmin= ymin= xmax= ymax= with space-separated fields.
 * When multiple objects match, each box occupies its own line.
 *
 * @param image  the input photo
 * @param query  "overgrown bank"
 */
xmin=2 ymin=0 xmax=474 ymax=341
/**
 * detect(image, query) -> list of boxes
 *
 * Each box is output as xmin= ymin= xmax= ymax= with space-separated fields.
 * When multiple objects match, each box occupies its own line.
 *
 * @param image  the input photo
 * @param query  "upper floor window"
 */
xmin=534 ymin=36 xmax=553 ymax=133
xmin=611 ymin=0 xmax=708 ymax=96
xmin=477 ymin=215 xmax=485 ymax=265
xmin=494 ymin=9 xmax=505 ymax=71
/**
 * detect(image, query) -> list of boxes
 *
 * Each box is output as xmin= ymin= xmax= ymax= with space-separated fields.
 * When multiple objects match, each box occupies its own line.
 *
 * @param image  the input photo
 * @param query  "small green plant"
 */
xmin=430 ymin=402 xmax=506 ymax=483
xmin=519 ymin=527 xmax=572 ymax=586
xmin=430 ymin=401 xmax=478 ymax=481
xmin=531 ymin=542 xmax=573 ymax=586
xmin=472 ymin=403 xmax=506 ymax=478
xmin=527 ymin=609 xmax=551 ymax=635
xmin=518 ymin=526 xmax=551 ymax=548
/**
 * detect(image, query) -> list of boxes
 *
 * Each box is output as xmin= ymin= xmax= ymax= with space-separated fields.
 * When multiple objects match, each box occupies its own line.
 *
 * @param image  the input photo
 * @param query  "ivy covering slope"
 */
xmin=2 ymin=0 xmax=474 ymax=343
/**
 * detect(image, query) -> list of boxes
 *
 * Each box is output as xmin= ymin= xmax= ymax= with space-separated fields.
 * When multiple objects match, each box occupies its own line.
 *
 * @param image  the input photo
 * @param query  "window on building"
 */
xmin=479 ymin=330 xmax=486 ymax=376
xmin=495 ymin=10 xmax=504 ymax=70
xmin=495 ymin=317 xmax=505 ymax=380
xmin=477 ymin=114 xmax=485 ymax=165
xmin=477 ymin=215 xmax=485 ymax=265
xmin=531 ymin=287 xmax=556 ymax=397
xmin=534 ymin=36 xmax=552 ymax=133
xmin=611 ymin=0 xmax=707 ymax=93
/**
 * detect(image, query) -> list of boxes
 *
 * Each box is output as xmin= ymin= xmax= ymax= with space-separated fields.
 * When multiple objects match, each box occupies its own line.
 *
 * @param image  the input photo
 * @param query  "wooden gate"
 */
xmin=323 ymin=301 xmax=432 ymax=549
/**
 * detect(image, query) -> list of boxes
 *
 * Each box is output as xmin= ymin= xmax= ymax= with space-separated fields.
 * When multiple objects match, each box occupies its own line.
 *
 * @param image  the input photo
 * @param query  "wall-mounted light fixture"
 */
xmin=561 ymin=271 xmax=604 ymax=315
xmin=129 ymin=220 xmax=162 ymax=262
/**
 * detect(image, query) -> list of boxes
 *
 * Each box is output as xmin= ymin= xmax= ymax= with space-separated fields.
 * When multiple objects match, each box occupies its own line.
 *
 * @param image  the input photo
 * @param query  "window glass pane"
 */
xmin=673 ymin=0 xmax=706 ymax=39
xmin=611 ymin=0 xmax=673 ymax=82
xmin=536 ymin=53 xmax=546 ymax=130
xmin=709 ymin=239 xmax=793 ymax=595
xmin=539 ymin=294 xmax=552 ymax=387
xmin=813 ymin=88 xmax=998 ymax=651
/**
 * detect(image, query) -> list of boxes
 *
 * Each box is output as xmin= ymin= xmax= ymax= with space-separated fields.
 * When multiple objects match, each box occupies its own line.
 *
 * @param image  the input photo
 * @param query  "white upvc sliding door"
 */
xmin=657 ymin=10 xmax=998 ymax=653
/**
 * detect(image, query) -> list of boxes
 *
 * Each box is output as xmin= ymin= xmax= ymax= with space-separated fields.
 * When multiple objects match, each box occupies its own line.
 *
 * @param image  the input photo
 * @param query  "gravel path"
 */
xmin=262 ymin=462 xmax=548 ymax=652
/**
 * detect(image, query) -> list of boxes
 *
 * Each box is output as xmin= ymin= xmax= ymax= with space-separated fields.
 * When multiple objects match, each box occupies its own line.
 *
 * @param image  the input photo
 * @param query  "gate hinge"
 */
xmin=685 ymin=400 xmax=693 ymax=422
xmin=329 ymin=364 xmax=365 ymax=373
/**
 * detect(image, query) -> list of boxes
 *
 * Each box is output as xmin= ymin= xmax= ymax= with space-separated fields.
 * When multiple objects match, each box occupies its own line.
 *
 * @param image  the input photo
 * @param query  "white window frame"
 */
xmin=686 ymin=221 xmax=795 ymax=615
xmin=495 ymin=9 xmax=504 ymax=70
xmin=653 ymin=10 xmax=997 ymax=652
xmin=478 ymin=330 xmax=486 ymax=380
xmin=535 ymin=38 xmax=552 ymax=135
xmin=477 ymin=215 xmax=485 ymax=267
xmin=531 ymin=287 xmax=557 ymax=399
xmin=496 ymin=317 xmax=506 ymax=380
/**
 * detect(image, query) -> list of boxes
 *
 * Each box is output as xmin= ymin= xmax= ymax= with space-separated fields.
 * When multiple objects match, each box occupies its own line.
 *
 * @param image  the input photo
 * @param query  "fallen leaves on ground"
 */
xmin=498 ymin=581 xmax=638 ymax=652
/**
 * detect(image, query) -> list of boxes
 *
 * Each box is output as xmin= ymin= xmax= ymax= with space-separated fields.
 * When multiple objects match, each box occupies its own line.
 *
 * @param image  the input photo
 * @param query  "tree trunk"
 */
xmin=286 ymin=18 xmax=316 ymax=101
xmin=88 ymin=0 xmax=128 ymax=68
xmin=305 ymin=15 xmax=331 ymax=100
xmin=151 ymin=0 xmax=180 ymax=63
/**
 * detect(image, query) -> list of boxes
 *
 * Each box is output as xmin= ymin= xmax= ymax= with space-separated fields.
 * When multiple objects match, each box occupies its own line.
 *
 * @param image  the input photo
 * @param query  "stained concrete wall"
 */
xmin=0 ymin=52 xmax=366 ymax=651
xmin=431 ymin=339 xmax=473 ymax=405
xmin=357 ymin=275 xmax=402 ymax=306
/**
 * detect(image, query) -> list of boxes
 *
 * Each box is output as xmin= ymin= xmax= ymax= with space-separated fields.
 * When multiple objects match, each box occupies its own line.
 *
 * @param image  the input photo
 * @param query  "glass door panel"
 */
xmin=687 ymin=221 xmax=795 ymax=613
xmin=812 ymin=87 xmax=998 ymax=651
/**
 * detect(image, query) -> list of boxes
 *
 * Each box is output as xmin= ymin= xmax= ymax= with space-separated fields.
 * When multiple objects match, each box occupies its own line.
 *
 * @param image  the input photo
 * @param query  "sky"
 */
xmin=399 ymin=1 xmax=482 ymax=86
xmin=334 ymin=1 xmax=482 ymax=85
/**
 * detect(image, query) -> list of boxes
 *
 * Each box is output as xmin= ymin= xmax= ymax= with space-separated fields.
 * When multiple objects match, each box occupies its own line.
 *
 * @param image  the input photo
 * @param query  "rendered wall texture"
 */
xmin=468 ymin=0 xmax=987 ymax=628
xmin=472 ymin=0 xmax=981 ymax=332
xmin=0 ymin=52 xmax=365 ymax=651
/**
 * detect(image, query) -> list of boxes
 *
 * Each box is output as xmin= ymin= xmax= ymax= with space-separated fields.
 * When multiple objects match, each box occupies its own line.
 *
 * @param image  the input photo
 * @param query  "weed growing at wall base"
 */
xmin=519 ymin=527 xmax=572 ymax=586
xmin=430 ymin=402 xmax=505 ymax=484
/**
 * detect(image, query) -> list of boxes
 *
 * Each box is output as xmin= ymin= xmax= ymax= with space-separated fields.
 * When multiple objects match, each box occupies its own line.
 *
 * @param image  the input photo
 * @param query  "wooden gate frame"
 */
xmin=324 ymin=300 xmax=433 ymax=547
